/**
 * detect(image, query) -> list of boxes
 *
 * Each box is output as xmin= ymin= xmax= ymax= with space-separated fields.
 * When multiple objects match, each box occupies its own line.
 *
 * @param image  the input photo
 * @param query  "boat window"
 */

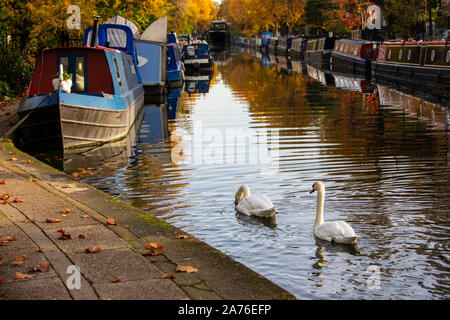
xmin=446 ymin=50 xmax=450 ymax=63
xmin=122 ymin=57 xmax=132 ymax=87
xmin=75 ymin=56 xmax=85 ymax=92
xmin=129 ymin=60 xmax=136 ymax=75
xmin=431 ymin=49 xmax=435 ymax=62
xmin=388 ymin=49 xmax=392 ymax=60
xmin=354 ymin=48 xmax=358 ymax=56
xmin=113 ymin=57 xmax=122 ymax=88
xmin=60 ymin=56 xmax=69 ymax=74
xmin=407 ymin=50 xmax=411 ymax=61
xmin=399 ymin=49 xmax=403 ymax=60
xmin=107 ymin=28 xmax=127 ymax=49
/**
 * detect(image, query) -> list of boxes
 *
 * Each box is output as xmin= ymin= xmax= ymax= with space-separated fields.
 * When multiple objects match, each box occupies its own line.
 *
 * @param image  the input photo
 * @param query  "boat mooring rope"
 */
xmin=0 ymin=91 xmax=55 ymax=142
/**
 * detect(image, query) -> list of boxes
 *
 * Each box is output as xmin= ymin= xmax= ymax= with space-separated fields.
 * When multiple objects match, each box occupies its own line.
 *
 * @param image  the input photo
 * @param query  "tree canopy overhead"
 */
xmin=0 ymin=0 xmax=218 ymax=53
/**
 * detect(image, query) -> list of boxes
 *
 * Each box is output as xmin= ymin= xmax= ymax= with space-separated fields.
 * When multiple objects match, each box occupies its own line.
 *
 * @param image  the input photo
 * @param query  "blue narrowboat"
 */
xmin=261 ymin=32 xmax=273 ymax=52
xmin=182 ymin=42 xmax=214 ymax=72
xmin=136 ymin=16 xmax=168 ymax=98
xmin=14 ymin=19 xmax=144 ymax=150
xmin=276 ymin=36 xmax=296 ymax=56
xmin=166 ymin=33 xmax=185 ymax=88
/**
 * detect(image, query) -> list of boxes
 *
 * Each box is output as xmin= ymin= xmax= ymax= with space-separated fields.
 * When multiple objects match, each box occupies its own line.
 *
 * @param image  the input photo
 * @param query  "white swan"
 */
xmin=235 ymin=185 xmax=277 ymax=217
xmin=310 ymin=181 xmax=359 ymax=244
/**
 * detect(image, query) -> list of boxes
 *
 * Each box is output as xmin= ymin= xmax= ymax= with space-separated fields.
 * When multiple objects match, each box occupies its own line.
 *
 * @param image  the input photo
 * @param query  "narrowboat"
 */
xmin=330 ymin=39 xmax=378 ymax=76
xmin=62 ymin=106 xmax=144 ymax=174
xmin=290 ymin=38 xmax=306 ymax=59
xmin=207 ymin=20 xmax=231 ymax=45
xmin=261 ymin=32 xmax=273 ymax=52
xmin=248 ymin=37 xmax=256 ymax=48
xmin=304 ymin=37 xmax=336 ymax=69
xmin=233 ymin=36 xmax=245 ymax=46
xmin=15 ymin=20 xmax=144 ymax=150
xmin=166 ymin=33 xmax=185 ymax=88
xmin=254 ymin=37 xmax=262 ymax=51
xmin=136 ymin=16 xmax=167 ymax=99
xmin=276 ymin=36 xmax=296 ymax=56
xmin=268 ymin=37 xmax=279 ymax=53
xmin=372 ymin=41 xmax=450 ymax=98
xmin=182 ymin=41 xmax=214 ymax=73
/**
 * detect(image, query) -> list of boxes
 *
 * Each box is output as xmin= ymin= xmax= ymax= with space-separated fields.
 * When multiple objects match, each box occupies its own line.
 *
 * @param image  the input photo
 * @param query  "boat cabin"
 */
xmin=83 ymin=24 xmax=142 ymax=83
xmin=333 ymin=39 xmax=378 ymax=62
xmin=377 ymin=41 xmax=450 ymax=67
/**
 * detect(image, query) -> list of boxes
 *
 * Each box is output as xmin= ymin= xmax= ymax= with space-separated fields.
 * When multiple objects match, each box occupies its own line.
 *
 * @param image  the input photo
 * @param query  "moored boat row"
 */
xmin=234 ymin=34 xmax=450 ymax=98
xmin=15 ymin=16 xmax=215 ymax=151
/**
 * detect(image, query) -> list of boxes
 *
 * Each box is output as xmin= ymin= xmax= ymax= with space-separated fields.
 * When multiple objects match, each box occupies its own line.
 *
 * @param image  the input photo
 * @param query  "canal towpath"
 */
xmin=0 ymin=140 xmax=295 ymax=300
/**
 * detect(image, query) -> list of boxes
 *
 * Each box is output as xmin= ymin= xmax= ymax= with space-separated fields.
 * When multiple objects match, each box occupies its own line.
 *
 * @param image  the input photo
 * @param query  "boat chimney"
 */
xmin=90 ymin=16 xmax=101 ymax=47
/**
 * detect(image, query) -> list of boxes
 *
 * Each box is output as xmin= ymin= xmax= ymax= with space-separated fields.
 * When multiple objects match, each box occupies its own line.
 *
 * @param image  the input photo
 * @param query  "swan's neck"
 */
xmin=315 ymin=188 xmax=325 ymax=227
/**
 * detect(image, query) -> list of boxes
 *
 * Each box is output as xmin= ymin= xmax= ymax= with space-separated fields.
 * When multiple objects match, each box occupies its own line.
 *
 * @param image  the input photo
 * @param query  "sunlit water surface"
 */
xmin=47 ymin=50 xmax=450 ymax=299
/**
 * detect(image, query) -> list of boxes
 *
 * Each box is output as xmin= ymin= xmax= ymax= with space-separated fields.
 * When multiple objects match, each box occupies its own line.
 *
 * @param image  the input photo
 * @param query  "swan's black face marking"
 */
xmin=310 ymin=183 xmax=316 ymax=194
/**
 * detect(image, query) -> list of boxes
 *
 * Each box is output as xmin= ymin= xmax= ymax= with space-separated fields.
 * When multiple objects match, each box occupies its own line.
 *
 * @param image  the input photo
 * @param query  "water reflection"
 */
xmin=184 ymin=73 xmax=213 ymax=95
xmin=31 ymin=48 xmax=450 ymax=299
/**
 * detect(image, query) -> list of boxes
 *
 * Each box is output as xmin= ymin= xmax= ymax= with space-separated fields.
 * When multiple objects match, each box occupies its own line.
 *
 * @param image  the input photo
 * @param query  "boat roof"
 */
xmin=83 ymin=24 xmax=136 ymax=55
xmin=105 ymin=15 xmax=140 ymax=38
xmin=381 ymin=40 xmax=449 ymax=45
xmin=336 ymin=38 xmax=375 ymax=45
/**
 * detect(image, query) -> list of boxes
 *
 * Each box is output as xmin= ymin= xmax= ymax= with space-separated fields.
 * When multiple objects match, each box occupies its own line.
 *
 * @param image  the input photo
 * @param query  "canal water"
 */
xmin=38 ymin=48 xmax=449 ymax=299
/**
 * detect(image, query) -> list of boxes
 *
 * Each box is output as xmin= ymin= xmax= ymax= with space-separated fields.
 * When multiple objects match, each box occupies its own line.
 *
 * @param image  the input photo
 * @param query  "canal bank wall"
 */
xmin=0 ymin=141 xmax=295 ymax=300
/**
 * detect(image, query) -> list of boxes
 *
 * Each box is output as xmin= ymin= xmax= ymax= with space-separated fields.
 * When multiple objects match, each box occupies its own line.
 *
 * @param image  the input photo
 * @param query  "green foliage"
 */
xmin=0 ymin=24 xmax=34 ymax=98
xmin=327 ymin=21 xmax=350 ymax=38
xmin=304 ymin=0 xmax=337 ymax=35
xmin=54 ymin=72 xmax=73 ymax=81
xmin=0 ymin=81 xmax=13 ymax=100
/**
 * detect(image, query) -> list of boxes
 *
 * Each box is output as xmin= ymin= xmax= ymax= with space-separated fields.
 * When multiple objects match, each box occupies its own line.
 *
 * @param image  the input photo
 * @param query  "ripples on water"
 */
xmin=50 ymin=49 xmax=449 ymax=299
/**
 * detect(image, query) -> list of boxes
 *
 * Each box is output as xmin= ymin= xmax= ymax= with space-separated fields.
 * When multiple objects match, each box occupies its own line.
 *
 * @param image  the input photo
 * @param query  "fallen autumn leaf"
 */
xmin=175 ymin=265 xmax=198 ymax=273
xmin=57 ymin=229 xmax=72 ymax=240
xmin=85 ymin=247 xmax=101 ymax=253
xmin=14 ymin=272 xmax=35 ymax=280
xmin=12 ymin=255 xmax=26 ymax=266
xmin=106 ymin=218 xmax=117 ymax=225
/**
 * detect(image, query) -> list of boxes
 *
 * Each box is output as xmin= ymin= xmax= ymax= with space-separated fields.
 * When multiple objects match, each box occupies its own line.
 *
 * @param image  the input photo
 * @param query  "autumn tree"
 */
xmin=304 ymin=0 xmax=338 ymax=35
xmin=167 ymin=0 xmax=218 ymax=34
xmin=221 ymin=0 xmax=306 ymax=36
